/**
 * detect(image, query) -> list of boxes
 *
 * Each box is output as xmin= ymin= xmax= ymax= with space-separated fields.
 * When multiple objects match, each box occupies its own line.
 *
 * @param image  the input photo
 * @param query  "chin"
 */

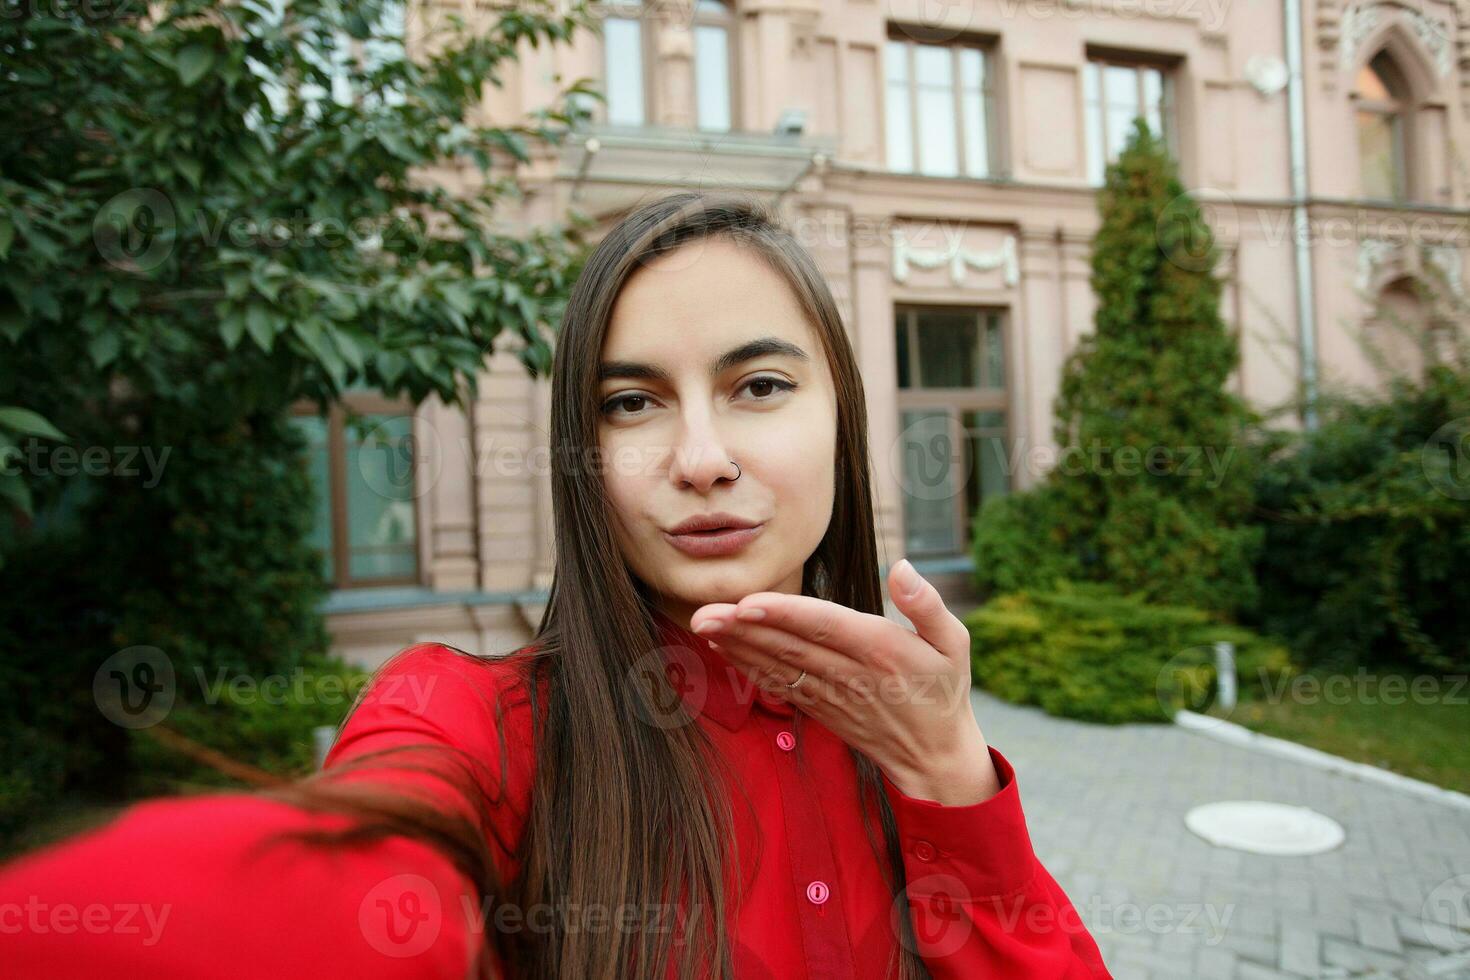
xmin=668 ymin=561 xmax=768 ymax=604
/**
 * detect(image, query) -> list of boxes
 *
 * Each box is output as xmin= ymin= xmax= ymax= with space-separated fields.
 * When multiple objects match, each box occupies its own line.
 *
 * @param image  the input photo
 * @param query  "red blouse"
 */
xmin=0 ymin=612 xmax=1112 ymax=979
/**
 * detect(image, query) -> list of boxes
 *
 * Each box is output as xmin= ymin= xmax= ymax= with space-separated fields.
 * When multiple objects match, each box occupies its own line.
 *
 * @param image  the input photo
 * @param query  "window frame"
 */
xmin=884 ymin=30 xmax=999 ymax=179
xmin=1353 ymin=49 xmax=1414 ymax=203
xmin=597 ymin=0 xmax=655 ymax=127
xmin=691 ymin=0 xmax=738 ymax=132
xmin=291 ymin=393 xmax=422 ymax=591
xmin=893 ymin=304 xmax=1012 ymax=557
xmin=1083 ymin=52 xmax=1178 ymax=185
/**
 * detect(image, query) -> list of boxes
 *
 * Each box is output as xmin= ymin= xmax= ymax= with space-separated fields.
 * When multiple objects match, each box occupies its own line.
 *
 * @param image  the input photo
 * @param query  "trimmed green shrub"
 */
xmin=974 ymin=119 xmax=1260 ymax=617
xmin=969 ymin=488 xmax=1084 ymax=595
xmin=966 ymin=583 xmax=1295 ymax=724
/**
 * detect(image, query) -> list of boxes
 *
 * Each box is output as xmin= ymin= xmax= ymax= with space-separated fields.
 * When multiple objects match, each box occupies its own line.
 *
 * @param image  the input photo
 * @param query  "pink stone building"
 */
xmin=306 ymin=0 xmax=1470 ymax=666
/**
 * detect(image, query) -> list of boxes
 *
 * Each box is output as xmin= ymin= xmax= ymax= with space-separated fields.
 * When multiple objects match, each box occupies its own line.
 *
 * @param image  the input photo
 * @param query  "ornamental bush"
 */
xmin=966 ymin=583 xmax=1294 ymax=724
xmin=1252 ymin=364 xmax=1470 ymax=675
xmin=973 ymin=119 xmax=1261 ymax=617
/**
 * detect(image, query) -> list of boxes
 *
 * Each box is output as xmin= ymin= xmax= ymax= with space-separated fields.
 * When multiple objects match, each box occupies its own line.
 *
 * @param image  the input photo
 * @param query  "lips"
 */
xmin=666 ymin=512 xmax=760 ymax=535
xmin=662 ymin=513 xmax=765 ymax=558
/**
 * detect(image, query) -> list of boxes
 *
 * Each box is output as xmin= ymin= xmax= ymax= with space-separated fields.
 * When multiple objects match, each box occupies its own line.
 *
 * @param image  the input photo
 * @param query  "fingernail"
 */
xmin=694 ymin=619 xmax=726 ymax=634
xmin=895 ymin=559 xmax=923 ymax=598
xmin=735 ymin=606 xmax=766 ymax=622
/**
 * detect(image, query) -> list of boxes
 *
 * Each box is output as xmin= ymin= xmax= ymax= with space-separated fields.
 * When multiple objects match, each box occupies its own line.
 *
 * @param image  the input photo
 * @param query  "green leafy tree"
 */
xmin=0 ymin=0 xmax=597 ymax=814
xmin=974 ymin=119 xmax=1261 ymax=616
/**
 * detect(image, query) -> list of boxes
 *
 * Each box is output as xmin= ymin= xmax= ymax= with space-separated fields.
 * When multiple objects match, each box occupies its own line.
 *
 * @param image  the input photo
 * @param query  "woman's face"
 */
xmin=597 ymin=235 xmax=838 ymax=628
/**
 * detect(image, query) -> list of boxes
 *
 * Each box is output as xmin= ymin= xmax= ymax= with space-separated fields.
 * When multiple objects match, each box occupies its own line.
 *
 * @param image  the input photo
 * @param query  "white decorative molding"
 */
xmin=1339 ymin=3 xmax=1454 ymax=76
xmin=1424 ymin=244 xmax=1466 ymax=299
xmin=892 ymin=229 xmax=1019 ymax=287
xmin=1340 ymin=3 xmax=1382 ymax=68
xmin=1356 ymin=237 xmax=1400 ymax=293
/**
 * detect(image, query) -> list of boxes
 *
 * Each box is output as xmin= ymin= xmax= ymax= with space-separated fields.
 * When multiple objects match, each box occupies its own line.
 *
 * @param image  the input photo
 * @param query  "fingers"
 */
xmin=888 ymin=560 xmax=970 ymax=661
xmin=703 ymin=632 xmax=825 ymax=710
xmin=722 ymin=593 xmax=895 ymax=670
xmin=701 ymin=618 xmax=859 ymax=690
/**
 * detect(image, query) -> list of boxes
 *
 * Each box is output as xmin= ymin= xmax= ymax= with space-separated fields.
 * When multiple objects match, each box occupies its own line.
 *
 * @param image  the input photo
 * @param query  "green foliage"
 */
xmin=0 ymin=406 xmax=66 ymax=524
xmin=974 ymin=119 xmax=1260 ymax=616
xmin=1252 ymin=364 xmax=1470 ymax=674
xmin=0 ymin=729 xmax=67 ymax=844
xmin=1 ymin=0 xmax=595 ymax=424
xmin=92 ymin=410 xmax=333 ymax=675
xmin=0 ymin=1 xmax=598 ymax=831
xmin=0 ymin=531 xmax=120 ymax=842
xmin=969 ymin=488 xmax=1083 ymax=593
xmin=966 ymin=583 xmax=1294 ymax=724
xmin=129 ymin=654 xmax=370 ymax=794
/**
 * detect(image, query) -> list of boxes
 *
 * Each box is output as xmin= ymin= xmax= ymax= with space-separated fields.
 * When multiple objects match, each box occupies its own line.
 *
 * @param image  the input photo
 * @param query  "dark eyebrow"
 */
xmin=598 ymin=336 xmax=810 ymax=384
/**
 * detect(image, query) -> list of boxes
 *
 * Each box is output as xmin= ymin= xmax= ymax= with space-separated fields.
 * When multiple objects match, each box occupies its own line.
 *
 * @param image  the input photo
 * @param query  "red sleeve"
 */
xmin=0 ymin=643 xmax=538 ymax=979
xmin=880 ymin=745 xmax=1114 ymax=979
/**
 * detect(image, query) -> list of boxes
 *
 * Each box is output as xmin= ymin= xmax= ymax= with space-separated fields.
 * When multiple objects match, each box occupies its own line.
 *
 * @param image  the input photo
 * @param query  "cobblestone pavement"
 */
xmin=972 ymin=688 xmax=1470 ymax=979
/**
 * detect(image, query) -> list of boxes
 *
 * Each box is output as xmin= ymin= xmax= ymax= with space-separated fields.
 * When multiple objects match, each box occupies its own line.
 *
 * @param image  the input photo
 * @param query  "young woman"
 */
xmin=0 ymin=192 xmax=1112 ymax=979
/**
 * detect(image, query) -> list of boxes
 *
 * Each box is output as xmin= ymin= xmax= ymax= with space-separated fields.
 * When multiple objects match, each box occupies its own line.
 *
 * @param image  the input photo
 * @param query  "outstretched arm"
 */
xmin=0 ymin=643 xmax=534 ymax=978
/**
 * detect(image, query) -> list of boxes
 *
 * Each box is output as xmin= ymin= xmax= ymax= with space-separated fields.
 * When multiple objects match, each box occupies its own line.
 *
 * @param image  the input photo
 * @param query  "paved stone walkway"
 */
xmin=972 ymin=687 xmax=1470 ymax=979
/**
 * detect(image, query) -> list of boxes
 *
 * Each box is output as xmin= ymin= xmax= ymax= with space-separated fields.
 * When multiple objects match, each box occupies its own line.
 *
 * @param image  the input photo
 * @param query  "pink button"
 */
xmin=775 ymin=731 xmax=796 ymax=751
xmin=806 ymin=880 xmax=829 ymax=905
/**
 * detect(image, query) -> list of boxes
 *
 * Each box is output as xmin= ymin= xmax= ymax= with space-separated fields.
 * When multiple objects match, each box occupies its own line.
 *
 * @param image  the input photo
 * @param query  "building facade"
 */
xmin=309 ymin=0 xmax=1470 ymax=668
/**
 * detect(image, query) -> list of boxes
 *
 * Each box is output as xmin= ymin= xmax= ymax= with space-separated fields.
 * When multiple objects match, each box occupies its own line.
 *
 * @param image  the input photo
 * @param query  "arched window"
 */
xmin=693 ymin=0 xmax=735 ymax=132
xmin=1355 ymin=50 xmax=1412 ymax=202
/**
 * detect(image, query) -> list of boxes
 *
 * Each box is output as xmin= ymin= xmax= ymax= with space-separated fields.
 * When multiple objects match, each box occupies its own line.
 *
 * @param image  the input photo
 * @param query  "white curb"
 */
xmin=1173 ymin=709 xmax=1470 ymax=814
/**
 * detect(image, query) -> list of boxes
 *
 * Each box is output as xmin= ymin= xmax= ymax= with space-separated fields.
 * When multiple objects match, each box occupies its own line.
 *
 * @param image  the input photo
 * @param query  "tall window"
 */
xmin=291 ymin=393 xmax=420 ymax=589
xmin=894 ymin=306 xmax=1010 ymax=555
xmin=884 ymin=35 xmax=995 ymax=178
xmin=602 ymin=0 xmax=647 ymax=126
xmin=1356 ymin=50 xmax=1411 ymax=202
xmin=693 ymin=0 xmax=734 ymax=132
xmin=1083 ymin=56 xmax=1174 ymax=185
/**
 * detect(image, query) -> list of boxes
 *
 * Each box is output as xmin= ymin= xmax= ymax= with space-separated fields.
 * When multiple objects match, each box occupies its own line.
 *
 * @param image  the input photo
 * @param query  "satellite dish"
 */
xmin=1245 ymin=55 xmax=1289 ymax=97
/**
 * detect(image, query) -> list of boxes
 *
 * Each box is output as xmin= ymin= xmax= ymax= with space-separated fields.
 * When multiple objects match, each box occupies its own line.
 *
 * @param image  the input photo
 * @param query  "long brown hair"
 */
xmin=258 ymin=191 xmax=927 ymax=980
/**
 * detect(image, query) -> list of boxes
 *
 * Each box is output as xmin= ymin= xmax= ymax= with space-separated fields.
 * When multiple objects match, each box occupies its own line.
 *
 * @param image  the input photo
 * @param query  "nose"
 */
xmin=667 ymin=412 xmax=739 ymax=492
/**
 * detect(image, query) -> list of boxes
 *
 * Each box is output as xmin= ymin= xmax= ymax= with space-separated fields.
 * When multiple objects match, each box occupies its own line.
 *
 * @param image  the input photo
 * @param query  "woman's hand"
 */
xmin=690 ymin=559 xmax=1001 ymax=807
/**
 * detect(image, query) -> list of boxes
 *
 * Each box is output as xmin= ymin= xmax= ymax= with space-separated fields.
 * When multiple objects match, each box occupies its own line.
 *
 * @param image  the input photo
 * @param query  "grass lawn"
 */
xmin=1217 ymin=668 xmax=1470 ymax=795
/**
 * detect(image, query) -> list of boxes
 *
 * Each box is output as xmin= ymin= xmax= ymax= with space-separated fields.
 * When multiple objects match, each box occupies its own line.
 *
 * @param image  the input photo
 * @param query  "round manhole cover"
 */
xmin=1183 ymin=801 xmax=1345 ymax=856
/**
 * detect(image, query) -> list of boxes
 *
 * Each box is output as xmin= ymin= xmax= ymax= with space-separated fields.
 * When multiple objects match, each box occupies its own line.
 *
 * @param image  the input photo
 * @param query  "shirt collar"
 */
xmin=651 ymin=607 xmax=795 ymax=731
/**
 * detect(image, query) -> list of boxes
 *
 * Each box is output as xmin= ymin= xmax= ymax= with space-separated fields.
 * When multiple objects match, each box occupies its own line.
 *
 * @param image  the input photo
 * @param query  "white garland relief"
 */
xmin=892 ymin=229 xmax=1019 ymax=287
xmin=1356 ymin=237 xmax=1400 ymax=293
xmin=1424 ymin=244 xmax=1466 ymax=300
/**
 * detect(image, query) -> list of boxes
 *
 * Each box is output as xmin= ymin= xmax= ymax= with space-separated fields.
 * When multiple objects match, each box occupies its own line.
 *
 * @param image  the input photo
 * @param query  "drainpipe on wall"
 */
xmin=1284 ymin=0 xmax=1320 ymax=429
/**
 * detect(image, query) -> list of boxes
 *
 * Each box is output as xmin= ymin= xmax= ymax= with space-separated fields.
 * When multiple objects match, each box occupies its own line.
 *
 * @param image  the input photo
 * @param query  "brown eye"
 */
xmin=740 ymin=376 xmax=797 ymax=400
xmin=601 ymin=394 xmax=652 ymax=418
